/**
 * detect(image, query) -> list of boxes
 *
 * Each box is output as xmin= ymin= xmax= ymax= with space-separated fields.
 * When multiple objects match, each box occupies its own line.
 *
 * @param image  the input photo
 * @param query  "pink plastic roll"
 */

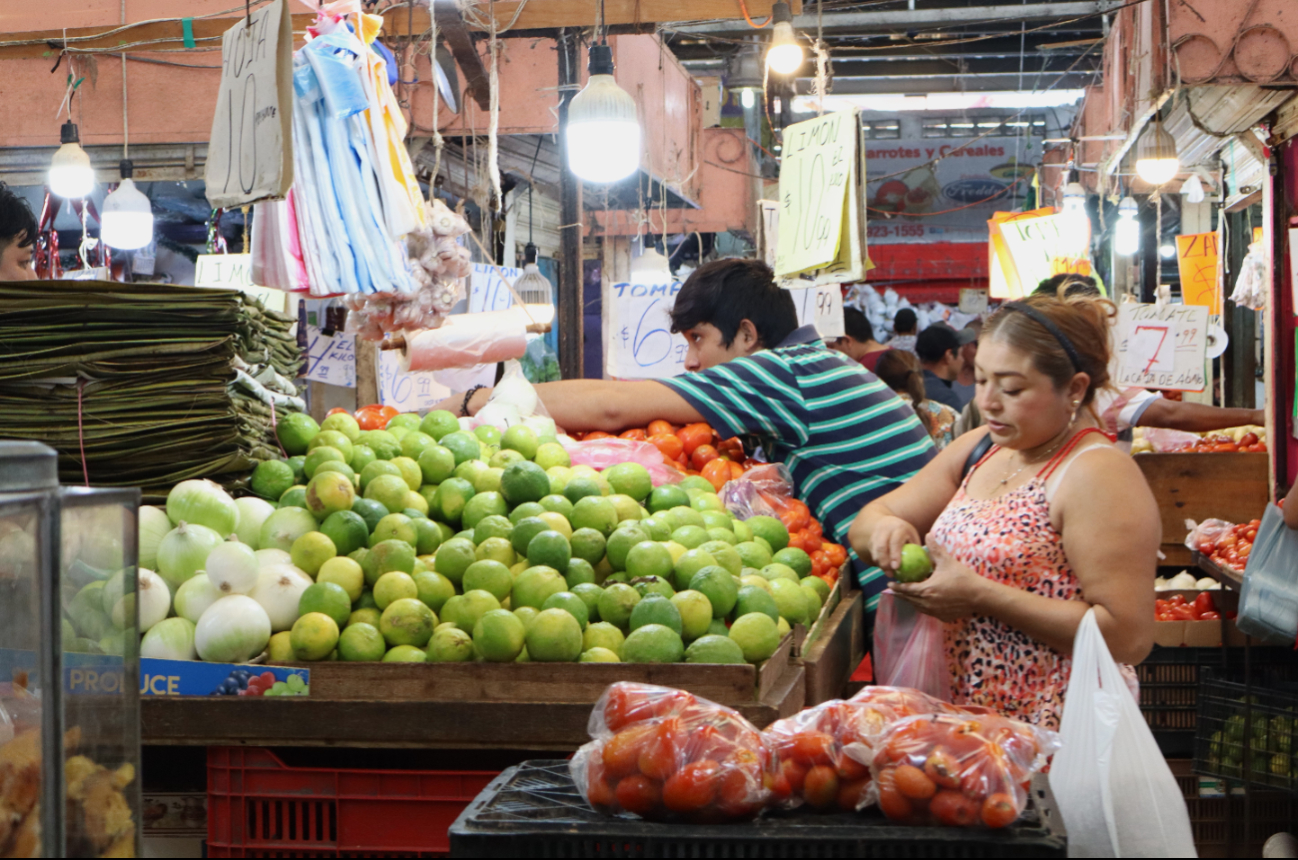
xmin=399 ymin=309 xmax=529 ymax=372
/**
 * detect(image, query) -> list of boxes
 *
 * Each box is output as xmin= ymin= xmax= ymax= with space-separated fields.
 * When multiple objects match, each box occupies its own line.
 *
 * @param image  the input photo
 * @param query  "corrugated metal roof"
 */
xmin=1163 ymin=86 xmax=1294 ymax=167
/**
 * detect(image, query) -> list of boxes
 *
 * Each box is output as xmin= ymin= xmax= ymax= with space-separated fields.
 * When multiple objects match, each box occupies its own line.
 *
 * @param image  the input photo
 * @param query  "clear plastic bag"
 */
xmin=562 ymin=437 xmax=685 ymax=487
xmin=1183 ymin=517 xmax=1236 ymax=552
xmin=761 ymin=700 xmax=885 ymax=812
xmin=872 ymin=591 xmax=951 ymax=701
xmin=861 ymin=711 xmax=1059 ymax=828
xmin=719 ymin=463 xmax=795 ymax=520
xmin=571 ymin=682 xmax=772 ymax=822
xmin=1141 ymin=427 xmax=1201 ymax=453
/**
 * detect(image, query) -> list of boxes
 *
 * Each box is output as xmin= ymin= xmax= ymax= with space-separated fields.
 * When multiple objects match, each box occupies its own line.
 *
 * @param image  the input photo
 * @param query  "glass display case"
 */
xmin=0 ymin=441 xmax=141 ymax=857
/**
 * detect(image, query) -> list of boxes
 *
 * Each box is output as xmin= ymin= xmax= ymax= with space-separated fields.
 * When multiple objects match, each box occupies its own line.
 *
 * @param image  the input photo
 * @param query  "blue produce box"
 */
xmin=140 ymin=658 xmax=309 ymax=697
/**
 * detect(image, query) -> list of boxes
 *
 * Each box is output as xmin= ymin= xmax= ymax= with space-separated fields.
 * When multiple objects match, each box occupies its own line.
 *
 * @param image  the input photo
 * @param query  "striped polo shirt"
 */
xmin=658 ymin=325 xmax=936 ymax=613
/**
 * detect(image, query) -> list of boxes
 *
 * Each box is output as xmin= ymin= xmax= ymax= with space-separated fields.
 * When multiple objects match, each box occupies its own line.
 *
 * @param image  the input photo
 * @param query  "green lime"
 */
xmin=632 ymin=575 xmax=675 ymax=600
xmin=474 ymin=514 xmax=514 ymax=544
xmin=317 ymin=556 xmax=364 ymax=602
xmin=735 ymin=540 xmax=773 ymax=570
xmin=690 ymin=566 xmax=739 ymax=618
xmin=670 ymin=506 xmax=706 ymax=529
xmin=363 ymin=539 xmax=417 ymax=586
xmin=565 ymin=557 xmax=597 ymax=587
xmin=277 ymin=413 xmax=320 ymax=456
xmin=508 ymin=502 xmax=546 ymax=524
xmin=638 ymin=516 xmax=671 ymax=542
xmin=527 ymin=530 xmax=571 ymax=574
xmin=603 ymin=462 xmax=653 ymax=502
xmin=746 ymin=516 xmax=789 ymax=552
xmin=539 ymin=494 xmax=575 ymax=520
xmin=338 ymin=622 xmax=386 ymax=661
xmin=802 ymin=584 xmax=823 ymax=619
xmin=356 ymin=588 xmax=377 ymax=610
xmin=501 ymin=461 xmax=550 ymax=506
xmin=400 ymin=431 xmax=436 ymax=461
xmin=286 ymin=455 xmax=307 ymax=483
xmin=390 ymin=456 xmax=423 ymax=492
xmin=802 ymin=576 xmax=831 ymax=602
xmin=608 ymin=494 xmax=645 ymax=523
xmin=290 ymin=531 xmax=336 ymax=577
xmin=761 ymin=563 xmax=800 ymax=584
xmin=728 ymin=612 xmax=780 ymax=663
xmin=314 ymin=460 xmax=357 ymax=486
xmin=597 ymin=582 xmax=641 ymax=629
xmin=769 ymin=579 xmax=810 ymax=625
xmin=571 ymin=582 xmax=604 ymax=619
xmin=605 ymin=527 xmax=650 ymax=571
xmin=364 ymin=474 xmax=410 ymax=515
xmin=454 ymin=457 xmax=489 ymax=486
xmin=462 ymin=491 xmax=508 ymax=530
xmin=534 ymin=442 xmax=570 ymax=470
xmin=648 ymin=484 xmax=690 ymax=513
xmin=512 ymin=566 xmax=567 ymax=609
xmin=536 ymin=512 xmax=571 ymax=539
xmin=373 ymin=571 xmax=418 ymax=610
xmin=545 ymin=466 xmax=572 ymax=494
xmin=630 ymin=594 xmax=682 ymax=635
xmin=426 ymin=626 xmax=476 ymax=662
xmin=320 ymin=412 xmax=361 ymax=441
xmin=571 ymin=496 xmax=618 ymax=537
xmin=583 ymin=621 xmax=623 ymax=655
xmin=525 ymin=608 xmax=584 ymax=662
xmin=420 ymin=410 xmax=461 ymax=441
xmin=473 ymin=609 xmax=526 ymax=662
xmin=699 ymin=541 xmax=742 ymax=577
xmin=562 ymin=476 xmax=603 ymax=505
xmin=433 ymin=477 xmax=476 ymax=525
xmin=350 ymin=498 xmax=389 ymax=533
xmin=410 ymin=571 xmax=453 ymax=615
xmin=417 ymin=446 xmax=457 ymax=485
xmin=298 ymin=581 xmax=351 ymax=628
xmin=303 ymin=446 xmax=345 ymax=481
xmin=491 ymin=448 xmax=527 ymax=469
xmin=542 ymin=591 xmax=589 ymax=630
xmin=305 ymin=471 xmax=356 ymax=519
xmin=501 ymin=425 xmax=539 ymax=460
xmin=734 ymin=585 xmax=779 ymax=623
xmin=671 ymin=590 xmax=714 ymax=640
xmin=290 ymin=612 xmax=339 ymax=660
xmin=385 ymin=413 xmax=421 ymax=432
xmin=252 ymin=460 xmax=295 ymax=501
xmin=413 ymin=518 xmax=443 ymax=555
xmin=379 ymin=597 xmax=436 ymax=646
xmin=433 ymin=537 xmax=477 ymax=585
xmin=371 ymin=513 xmax=416 ymax=546
xmin=463 ymin=559 xmax=513 ymax=601
xmin=705 ymin=528 xmax=738 ymax=545
xmin=309 ymin=430 xmax=355 ymax=466
xmin=382 ymin=644 xmax=428 ymax=662
xmin=672 ymin=549 xmax=718 ymax=591
xmin=348 ymin=607 xmax=382 ymax=628
xmin=349 ymin=444 xmax=377 ymax=474
xmin=580 ymin=647 xmax=620 ymax=662
xmin=358 ymin=430 xmax=401 ymax=461
xmin=621 ymin=623 xmax=684 ymax=664
xmin=684 ymin=634 xmax=746 ymax=664
xmin=440 ymin=431 xmax=482 ymax=465
xmin=623 ymin=540 xmax=673 ymax=583
xmin=700 ymin=510 xmax=733 ymax=532
xmin=510 ymin=517 xmax=551 ymax=556
xmin=570 ymin=528 xmax=607 ymax=565
xmin=360 ymin=459 xmax=402 ymax=491
xmin=441 ymin=590 xmax=502 ymax=634
xmin=473 ymin=424 xmax=502 ymax=445
xmin=670 ymin=525 xmax=708 ymax=549
xmin=731 ymin=519 xmax=754 ymax=543
xmin=677 ymin=476 xmax=715 ymax=493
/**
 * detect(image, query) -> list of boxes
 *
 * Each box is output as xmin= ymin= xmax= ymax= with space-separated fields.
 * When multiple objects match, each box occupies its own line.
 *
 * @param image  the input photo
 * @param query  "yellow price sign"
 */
xmin=1175 ymin=233 xmax=1220 ymax=315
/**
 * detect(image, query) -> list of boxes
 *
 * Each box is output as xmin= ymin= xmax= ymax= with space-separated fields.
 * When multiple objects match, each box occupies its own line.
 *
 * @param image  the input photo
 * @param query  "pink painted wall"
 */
xmin=1170 ymin=0 xmax=1298 ymax=85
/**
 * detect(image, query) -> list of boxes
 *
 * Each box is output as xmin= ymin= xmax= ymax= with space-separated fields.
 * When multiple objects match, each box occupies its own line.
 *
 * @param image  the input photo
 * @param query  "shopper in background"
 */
xmin=0 ymin=184 xmax=37 ymax=282
xmin=439 ymin=259 xmax=936 ymax=602
xmin=951 ymin=322 xmax=980 ymax=407
xmin=829 ymin=308 xmax=889 ymax=372
xmin=850 ymin=293 xmax=1159 ymax=729
xmin=887 ymin=307 xmax=919 ymax=354
xmin=874 ymin=349 xmax=957 ymax=450
xmin=915 ymin=326 xmax=964 ymax=411
xmin=1033 ymin=275 xmax=1264 ymax=435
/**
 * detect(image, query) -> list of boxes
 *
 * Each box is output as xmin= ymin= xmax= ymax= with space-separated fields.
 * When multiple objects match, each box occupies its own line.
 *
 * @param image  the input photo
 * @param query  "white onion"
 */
xmin=206 ymin=540 xmax=260 ymax=596
xmin=195 ymin=595 xmax=271 ymax=663
xmin=258 ymin=507 xmax=319 ymax=552
xmin=256 ymin=548 xmax=293 ymax=568
xmin=156 ymin=522 xmax=224 ymax=590
xmin=166 ymin=479 xmax=241 ymax=536
xmin=234 ymin=497 xmax=275 ymax=549
xmin=249 ymin=564 xmax=313 ymax=632
xmin=110 ymin=568 xmax=169 ymax=632
xmin=138 ymin=506 xmax=172 ymax=569
xmin=140 ymin=617 xmax=197 ymax=661
xmin=174 ymin=574 xmax=223 ymax=624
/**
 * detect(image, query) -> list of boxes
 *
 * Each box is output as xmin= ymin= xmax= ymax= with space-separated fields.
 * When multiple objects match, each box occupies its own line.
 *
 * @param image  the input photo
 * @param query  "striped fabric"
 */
xmin=659 ymin=331 xmax=936 ymax=613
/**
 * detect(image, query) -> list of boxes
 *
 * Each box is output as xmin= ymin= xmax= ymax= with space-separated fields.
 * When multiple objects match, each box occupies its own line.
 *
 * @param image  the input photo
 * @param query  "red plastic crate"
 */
xmin=207 ymin=747 xmax=498 ymax=857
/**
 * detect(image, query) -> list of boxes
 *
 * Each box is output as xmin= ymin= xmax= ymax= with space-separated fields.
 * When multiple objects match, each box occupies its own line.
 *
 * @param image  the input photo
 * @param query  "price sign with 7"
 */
xmin=1131 ymin=324 xmax=1173 ymax=374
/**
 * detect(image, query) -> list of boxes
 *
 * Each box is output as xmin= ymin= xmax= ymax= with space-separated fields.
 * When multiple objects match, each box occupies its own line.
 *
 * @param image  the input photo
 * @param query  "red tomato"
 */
xmin=1168 ymin=594 xmax=1187 ymax=606
xmin=1171 ymin=605 xmax=1197 ymax=621
xmin=893 ymin=764 xmax=937 ymax=800
xmin=647 ymin=420 xmax=675 ymax=437
xmin=876 ymin=772 xmax=913 ymax=820
xmin=603 ymin=724 xmax=656 ymax=778
xmin=824 ymin=543 xmax=848 ymax=567
xmin=690 ymin=444 xmax=720 ymax=471
xmin=837 ymin=777 xmax=871 ymax=812
xmin=355 ymin=404 xmax=398 ymax=431
xmin=662 ymin=759 xmax=721 ymax=812
xmin=648 ymin=433 xmax=685 ymax=462
xmin=1192 ymin=592 xmax=1216 ymax=617
xmin=1240 ymin=432 xmax=1259 ymax=447
xmin=326 ymin=407 xmax=350 ymax=416
xmin=803 ymin=765 xmax=840 ymax=809
xmin=1199 ymin=611 xmax=1221 ymax=620
xmin=791 ymin=732 xmax=835 ymax=766
xmin=981 ymin=793 xmax=1018 ymax=828
xmin=931 ymin=789 xmax=980 ymax=827
xmin=701 ymin=458 xmax=732 ymax=491
xmin=677 ymin=423 xmax=714 ymax=456
xmin=923 ymin=749 xmax=962 ymax=789
xmin=638 ymin=720 xmax=682 ymax=781
xmin=780 ymin=758 xmax=809 ymax=794
xmin=619 ymin=428 xmax=647 ymax=441
xmin=615 ymin=774 xmax=661 ymax=816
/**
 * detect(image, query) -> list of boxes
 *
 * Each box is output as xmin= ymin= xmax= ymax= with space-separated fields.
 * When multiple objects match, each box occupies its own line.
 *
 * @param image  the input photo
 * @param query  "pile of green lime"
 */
xmin=241 ymin=410 xmax=830 ymax=665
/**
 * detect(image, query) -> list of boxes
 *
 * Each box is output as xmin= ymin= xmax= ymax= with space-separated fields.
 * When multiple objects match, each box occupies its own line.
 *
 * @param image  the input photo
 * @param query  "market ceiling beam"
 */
xmin=671 ymin=0 xmax=1124 ymax=36
xmin=0 ymin=0 xmax=803 ymax=59
xmin=800 ymin=70 xmax=1097 ymax=94
xmin=434 ymin=2 xmax=493 ymax=112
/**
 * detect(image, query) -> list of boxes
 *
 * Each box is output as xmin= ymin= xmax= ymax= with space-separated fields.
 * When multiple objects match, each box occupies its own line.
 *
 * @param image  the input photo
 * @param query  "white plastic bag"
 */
xmin=1050 ymin=608 xmax=1196 ymax=857
xmin=871 ymin=590 xmax=951 ymax=701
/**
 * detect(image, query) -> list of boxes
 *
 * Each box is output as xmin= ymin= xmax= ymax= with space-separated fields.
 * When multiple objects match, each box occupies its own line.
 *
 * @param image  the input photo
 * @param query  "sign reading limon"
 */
xmin=194 ymin=254 xmax=289 ymax=312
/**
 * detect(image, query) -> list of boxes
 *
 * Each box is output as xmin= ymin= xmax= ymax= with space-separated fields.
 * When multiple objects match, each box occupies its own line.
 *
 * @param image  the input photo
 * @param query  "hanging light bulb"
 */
xmin=741 ymin=88 xmax=756 ymax=109
xmin=1134 ymin=119 xmax=1180 ymax=186
xmin=727 ymin=46 xmax=763 ymax=111
xmin=1113 ymin=196 xmax=1140 ymax=256
xmin=765 ymin=2 xmax=804 ymax=75
xmin=1058 ymin=180 xmax=1091 ymax=255
xmin=100 ymin=160 xmax=154 ymax=250
xmin=49 ymin=120 xmax=94 ymax=199
xmin=1180 ymin=173 xmax=1205 ymax=204
xmin=512 ymin=243 xmax=555 ymax=327
xmin=1159 ymin=243 xmax=1176 ymax=259
xmin=630 ymin=243 xmax=673 ymax=285
xmin=567 ymin=44 xmax=641 ymax=184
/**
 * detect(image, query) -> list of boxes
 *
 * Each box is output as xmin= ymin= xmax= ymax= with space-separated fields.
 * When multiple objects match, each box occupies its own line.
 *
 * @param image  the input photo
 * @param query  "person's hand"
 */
xmin=431 ymin=393 xmax=464 ymax=415
xmin=888 ymin=540 xmax=988 ymax=622
xmin=870 ymin=516 xmax=922 ymax=573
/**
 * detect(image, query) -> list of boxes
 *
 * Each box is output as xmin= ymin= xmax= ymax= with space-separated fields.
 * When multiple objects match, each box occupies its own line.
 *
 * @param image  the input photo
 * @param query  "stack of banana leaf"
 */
xmin=0 ymin=280 xmax=305 ymax=501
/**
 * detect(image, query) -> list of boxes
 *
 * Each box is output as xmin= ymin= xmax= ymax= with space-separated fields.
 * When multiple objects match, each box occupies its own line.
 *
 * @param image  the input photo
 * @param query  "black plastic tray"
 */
xmin=449 ymin=760 xmax=1067 ymax=858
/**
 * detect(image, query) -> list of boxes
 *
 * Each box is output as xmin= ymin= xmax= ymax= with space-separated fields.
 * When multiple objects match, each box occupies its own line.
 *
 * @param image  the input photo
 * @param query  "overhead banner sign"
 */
xmin=205 ymin=0 xmax=294 ymax=208
xmin=605 ymin=280 xmax=688 ymax=380
xmin=865 ymin=138 xmax=1034 ymax=244
xmin=1115 ymin=302 xmax=1209 ymax=392
xmin=775 ymin=109 xmax=867 ymax=284
xmin=1176 ymin=232 xmax=1221 ymax=314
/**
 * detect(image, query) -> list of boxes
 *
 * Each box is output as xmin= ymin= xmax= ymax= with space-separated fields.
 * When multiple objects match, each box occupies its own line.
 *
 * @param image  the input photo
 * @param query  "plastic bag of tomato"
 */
xmin=572 ymin=682 xmax=773 ymax=822
xmin=861 ymin=712 xmax=1059 ymax=829
xmin=1193 ymin=518 xmax=1260 ymax=572
xmin=572 ymin=420 xmax=756 ymax=490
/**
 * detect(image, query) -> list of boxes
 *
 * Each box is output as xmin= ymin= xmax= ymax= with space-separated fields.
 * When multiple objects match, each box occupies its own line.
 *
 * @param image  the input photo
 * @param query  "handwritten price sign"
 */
xmin=775 ymin=110 xmax=857 ymax=278
xmin=1175 ymin=232 xmax=1221 ymax=314
xmin=377 ymin=349 xmax=451 ymax=413
xmin=1115 ymin=303 xmax=1209 ymax=392
xmin=467 ymin=262 xmax=524 ymax=313
xmin=304 ymin=326 xmax=356 ymax=388
xmin=204 ymin=0 xmax=293 ymax=208
xmin=790 ymin=284 xmax=845 ymax=339
xmin=605 ymin=281 xmax=688 ymax=379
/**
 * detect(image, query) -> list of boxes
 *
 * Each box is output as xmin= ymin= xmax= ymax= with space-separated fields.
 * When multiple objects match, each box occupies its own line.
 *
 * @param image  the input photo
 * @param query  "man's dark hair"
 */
xmin=893 ymin=308 xmax=918 ymax=334
xmin=0 ymin=184 xmax=36 ymax=254
xmin=1034 ymin=273 xmax=1101 ymax=299
xmin=916 ymin=325 xmax=960 ymax=364
xmin=670 ymin=258 xmax=797 ymax=348
xmin=841 ymin=307 xmax=874 ymax=344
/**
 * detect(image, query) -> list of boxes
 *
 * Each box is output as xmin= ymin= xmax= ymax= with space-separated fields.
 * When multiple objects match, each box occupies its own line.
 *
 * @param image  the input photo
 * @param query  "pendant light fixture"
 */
xmin=765 ymin=2 xmax=804 ymax=75
xmin=566 ymin=0 xmax=641 ymax=186
xmin=1113 ymin=196 xmax=1140 ymax=256
xmin=49 ymin=121 xmax=95 ymax=199
xmin=512 ymin=180 xmax=556 ymax=327
xmin=100 ymin=160 xmax=154 ymax=250
xmin=1134 ymin=118 xmax=1180 ymax=186
xmin=727 ymin=46 xmax=764 ymax=110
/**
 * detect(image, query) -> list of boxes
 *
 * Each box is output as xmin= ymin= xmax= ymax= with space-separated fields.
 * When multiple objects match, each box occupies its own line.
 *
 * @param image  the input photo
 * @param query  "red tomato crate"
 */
xmin=207 ymin=747 xmax=498 ymax=857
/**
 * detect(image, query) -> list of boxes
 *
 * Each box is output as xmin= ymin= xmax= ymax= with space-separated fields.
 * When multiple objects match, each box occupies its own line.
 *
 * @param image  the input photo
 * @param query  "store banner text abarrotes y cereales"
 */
xmin=205 ymin=0 xmax=294 ymax=208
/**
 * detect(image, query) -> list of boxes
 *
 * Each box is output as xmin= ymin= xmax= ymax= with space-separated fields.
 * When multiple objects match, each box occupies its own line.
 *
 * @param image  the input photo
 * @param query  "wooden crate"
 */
xmin=1134 ymin=453 xmax=1268 ymax=567
xmin=800 ymin=591 xmax=866 ymax=705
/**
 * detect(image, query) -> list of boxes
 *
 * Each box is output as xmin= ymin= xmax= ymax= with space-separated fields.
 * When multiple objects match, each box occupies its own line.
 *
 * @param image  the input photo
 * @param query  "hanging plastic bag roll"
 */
xmin=399 ymin=308 xmax=529 ymax=372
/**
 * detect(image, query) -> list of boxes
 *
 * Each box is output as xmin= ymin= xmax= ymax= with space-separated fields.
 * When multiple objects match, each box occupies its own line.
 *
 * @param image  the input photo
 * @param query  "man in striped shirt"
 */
xmin=449 ymin=259 xmax=935 ymax=613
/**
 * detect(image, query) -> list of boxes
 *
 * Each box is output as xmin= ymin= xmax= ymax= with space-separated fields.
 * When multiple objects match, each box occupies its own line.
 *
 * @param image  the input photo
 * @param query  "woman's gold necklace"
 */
xmin=996 ymin=421 xmax=1074 ymax=489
